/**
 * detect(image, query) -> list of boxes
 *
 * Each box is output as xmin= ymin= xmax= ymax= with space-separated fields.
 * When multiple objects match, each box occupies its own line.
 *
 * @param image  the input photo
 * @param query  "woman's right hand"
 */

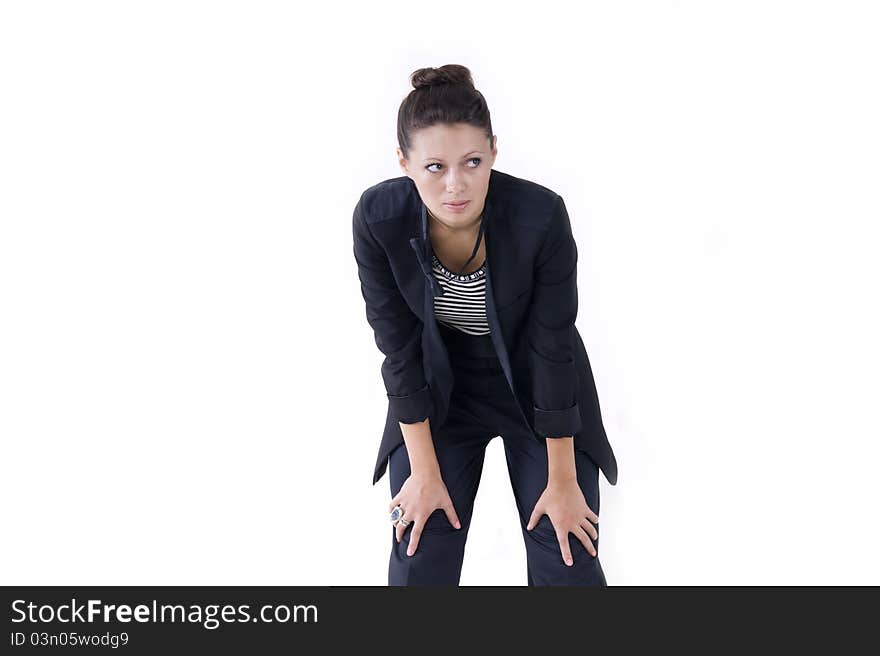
xmin=389 ymin=471 xmax=462 ymax=556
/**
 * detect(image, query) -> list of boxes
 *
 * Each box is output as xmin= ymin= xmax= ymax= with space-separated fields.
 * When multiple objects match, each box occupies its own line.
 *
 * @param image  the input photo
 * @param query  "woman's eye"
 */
xmin=425 ymin=158 xmax=481 ymax=173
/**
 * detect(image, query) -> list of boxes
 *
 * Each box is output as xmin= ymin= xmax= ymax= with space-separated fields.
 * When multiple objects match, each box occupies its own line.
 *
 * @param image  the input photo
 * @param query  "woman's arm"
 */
xmin=527 ymin=194 xmax=583 ymax=449
xmin=399 ymin=418 xmax=441 ymax=478
xmin=546 ymin=436 xmax=577 ymax=482
xmin=524 ymin=194 xmax=599 ymax=566
xmin=527 ymin=195 xmax=585 ymax=485
xmin=352 ymin=194 xmax=442 ymax=477
xmin=352 ymin=194 xmax=434 ymax=425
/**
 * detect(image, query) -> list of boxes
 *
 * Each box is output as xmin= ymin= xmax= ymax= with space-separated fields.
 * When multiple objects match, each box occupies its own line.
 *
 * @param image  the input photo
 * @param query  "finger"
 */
xmin=526 ymin=506 xmax=542 ymax=531
xmin=579 ymin=518 xmax=598 ymax=541
xmin=584 ymin=504 xmax=599 ymax=525
xmin=575 ymin=525 xmax=597 ymax=557
xmin=556 ymin=531 xmax=574 ymax=566
xmin=407 ymin=524 xmax=422 ymax=557
xmin=395 ymin=513 xmax=411 ymax=543
xmin=388 ymin=495 xmax=401 ymax=513
xmin=443 ymin=502 xmax=462 ymax=529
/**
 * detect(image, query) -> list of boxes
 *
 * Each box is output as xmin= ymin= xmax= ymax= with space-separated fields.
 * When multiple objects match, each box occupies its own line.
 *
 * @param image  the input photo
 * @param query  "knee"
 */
xmin=523 ymin=517 xmax=604 ymax=585
xmin=389 ymin=513 xmax=470 ymax=586
xmin=526 ymin=545 xmax=606 ymax=586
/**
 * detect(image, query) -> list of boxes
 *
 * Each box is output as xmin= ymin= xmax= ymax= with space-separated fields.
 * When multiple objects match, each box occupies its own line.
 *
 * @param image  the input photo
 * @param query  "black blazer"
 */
xmin=352 ymin=168 xmax=618 ymax=487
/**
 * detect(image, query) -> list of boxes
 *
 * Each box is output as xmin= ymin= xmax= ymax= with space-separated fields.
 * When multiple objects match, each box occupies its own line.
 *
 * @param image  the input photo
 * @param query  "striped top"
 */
xmin=432 ymin=253 xmax=490 ymax=336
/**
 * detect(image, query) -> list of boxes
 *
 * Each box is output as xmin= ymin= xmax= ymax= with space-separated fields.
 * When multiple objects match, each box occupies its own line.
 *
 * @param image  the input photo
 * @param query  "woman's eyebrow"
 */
xmin=423 ymin=150 xmax=484 ymax=162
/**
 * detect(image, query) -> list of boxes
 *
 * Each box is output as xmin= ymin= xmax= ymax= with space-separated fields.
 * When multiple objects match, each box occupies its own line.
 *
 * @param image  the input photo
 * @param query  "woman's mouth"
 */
xmin=444 ymin=200 xmax=470 ymax=212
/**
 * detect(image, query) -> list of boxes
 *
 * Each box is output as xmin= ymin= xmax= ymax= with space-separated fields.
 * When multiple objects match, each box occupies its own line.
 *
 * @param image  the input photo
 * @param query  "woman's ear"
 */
xmin=397 ymin=147 xmax=412 ymax=178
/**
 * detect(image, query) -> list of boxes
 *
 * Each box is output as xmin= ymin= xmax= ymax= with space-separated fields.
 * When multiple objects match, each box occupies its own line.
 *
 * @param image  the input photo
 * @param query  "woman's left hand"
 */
xmin=527 ymin=478 xmax=599 ymax=566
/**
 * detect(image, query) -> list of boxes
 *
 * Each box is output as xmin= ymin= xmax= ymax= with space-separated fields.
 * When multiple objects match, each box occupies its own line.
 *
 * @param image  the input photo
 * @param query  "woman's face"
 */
xmin=398 ymin=122 xmax=497 ymax=230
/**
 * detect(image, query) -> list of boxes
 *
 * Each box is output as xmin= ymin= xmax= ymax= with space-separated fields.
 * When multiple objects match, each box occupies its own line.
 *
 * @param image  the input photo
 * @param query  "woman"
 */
xmin=352 ymin=64 xmax=618 ymax=586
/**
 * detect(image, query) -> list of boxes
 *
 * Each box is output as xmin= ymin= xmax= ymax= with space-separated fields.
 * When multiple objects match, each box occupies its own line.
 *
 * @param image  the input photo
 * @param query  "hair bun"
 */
xmin=411 ymin=64 xmax=474 ymax=91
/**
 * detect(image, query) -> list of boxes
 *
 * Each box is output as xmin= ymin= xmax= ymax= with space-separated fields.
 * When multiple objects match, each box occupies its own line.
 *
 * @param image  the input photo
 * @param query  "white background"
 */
xmin=1 ymin=0 xmax=878 ymax=585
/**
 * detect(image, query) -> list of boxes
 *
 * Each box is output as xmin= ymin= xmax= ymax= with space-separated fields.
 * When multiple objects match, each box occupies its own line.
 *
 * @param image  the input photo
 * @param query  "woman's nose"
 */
xmin=444 ymin=171 xmax=465 ymax=193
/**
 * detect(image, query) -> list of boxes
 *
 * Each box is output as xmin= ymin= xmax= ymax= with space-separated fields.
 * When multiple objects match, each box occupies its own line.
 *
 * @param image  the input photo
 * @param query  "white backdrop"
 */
xmin=1 ymin=0 xmax=878 ymax=585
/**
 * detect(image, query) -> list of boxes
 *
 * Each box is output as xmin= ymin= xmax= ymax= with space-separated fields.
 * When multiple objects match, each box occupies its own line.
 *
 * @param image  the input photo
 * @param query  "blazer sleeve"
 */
xmin=352 ymin=197 xmax=434 ymax=425
xmin=527 ymin=194 xmax=583 ymax=439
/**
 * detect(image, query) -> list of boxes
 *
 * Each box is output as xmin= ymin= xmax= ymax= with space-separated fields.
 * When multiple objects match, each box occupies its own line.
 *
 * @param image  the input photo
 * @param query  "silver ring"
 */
xmin=398 ymin=518 xmax=411 ymax=527
xmin=390 ymin=504 xmax=404 ymax=524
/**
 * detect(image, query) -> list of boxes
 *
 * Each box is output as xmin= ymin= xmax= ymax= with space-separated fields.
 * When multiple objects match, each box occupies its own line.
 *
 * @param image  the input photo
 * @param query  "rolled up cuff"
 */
xmin=533 ymin=402 xmax=581 ymax=439
xmin=388 ymin=383 xmax=434 ymax=424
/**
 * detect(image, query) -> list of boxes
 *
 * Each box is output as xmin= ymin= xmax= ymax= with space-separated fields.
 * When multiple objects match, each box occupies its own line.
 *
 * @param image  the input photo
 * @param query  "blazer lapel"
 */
xmin=483 ymin=197 xmax=531 ymax=429
xmin=409 ymin=201 xmax=453 ymax=423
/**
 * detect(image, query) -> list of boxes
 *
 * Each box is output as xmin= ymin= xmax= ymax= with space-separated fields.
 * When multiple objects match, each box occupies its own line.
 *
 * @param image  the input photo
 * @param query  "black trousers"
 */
xmin=388 ymin=321 xmax=606 ymax=586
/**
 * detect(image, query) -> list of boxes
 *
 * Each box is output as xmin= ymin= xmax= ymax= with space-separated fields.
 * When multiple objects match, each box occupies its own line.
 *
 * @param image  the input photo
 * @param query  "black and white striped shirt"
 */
xmin=432 ymin=253 xmax=490 ymax=336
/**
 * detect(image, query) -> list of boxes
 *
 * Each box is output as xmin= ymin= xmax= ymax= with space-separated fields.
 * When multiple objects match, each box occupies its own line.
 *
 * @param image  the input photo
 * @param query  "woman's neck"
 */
xmin=428 ymin=208 xmax=486 ymax=275
xmin=427 ymin=208 xmax=483 ymax=238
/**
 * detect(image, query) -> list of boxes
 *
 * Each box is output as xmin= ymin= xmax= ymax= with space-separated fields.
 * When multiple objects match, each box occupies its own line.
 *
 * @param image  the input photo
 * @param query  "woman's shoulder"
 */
xmin=489 ymin=168 xmax=559 ymax=200
xmin=355 ymin=176 xmax=418 ymax=226
xmin=488 ymin=169 xmax=563 ymax=232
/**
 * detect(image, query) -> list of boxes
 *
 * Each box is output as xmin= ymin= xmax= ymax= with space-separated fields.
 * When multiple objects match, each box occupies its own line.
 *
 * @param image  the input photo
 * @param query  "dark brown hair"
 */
xmin=397 ymin=64 xmax=494 ymax=159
